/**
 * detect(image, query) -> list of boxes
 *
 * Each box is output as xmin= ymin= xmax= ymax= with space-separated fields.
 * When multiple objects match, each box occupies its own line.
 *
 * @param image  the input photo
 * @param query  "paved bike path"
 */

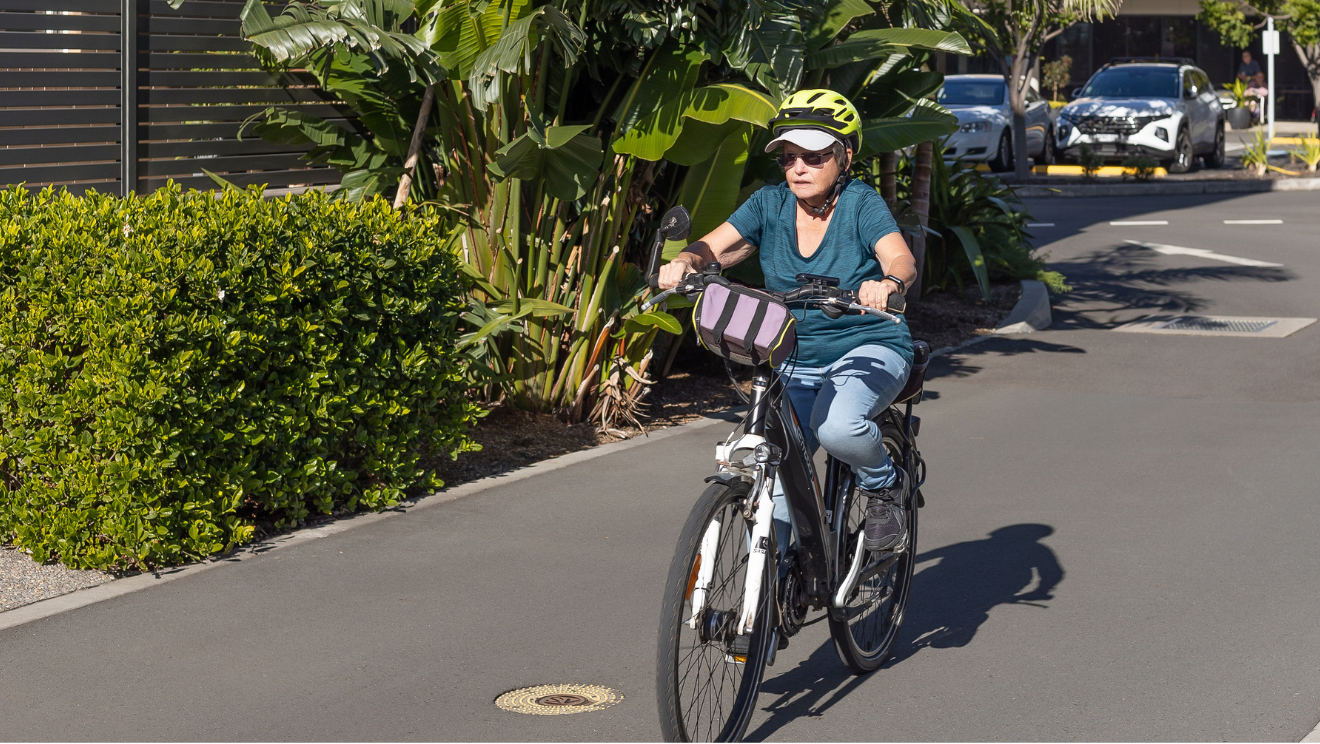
xmin=3 ymin=191 xmax=1320 ymax=741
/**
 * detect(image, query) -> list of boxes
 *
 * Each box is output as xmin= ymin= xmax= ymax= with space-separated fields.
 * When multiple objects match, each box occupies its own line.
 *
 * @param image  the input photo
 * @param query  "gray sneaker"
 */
xmin=863 ymin=470 xmax=909 ymax=552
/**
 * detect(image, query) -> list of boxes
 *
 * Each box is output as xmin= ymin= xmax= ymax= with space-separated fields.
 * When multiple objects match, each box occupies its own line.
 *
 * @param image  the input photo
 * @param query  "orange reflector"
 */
xmin=686 ymin=555 xmax=701 ymax=599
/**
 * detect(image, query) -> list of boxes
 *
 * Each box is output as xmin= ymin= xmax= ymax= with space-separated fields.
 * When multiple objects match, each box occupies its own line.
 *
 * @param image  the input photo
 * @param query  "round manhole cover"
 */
xmin=495 ymin=684 xmax=623 ymax=715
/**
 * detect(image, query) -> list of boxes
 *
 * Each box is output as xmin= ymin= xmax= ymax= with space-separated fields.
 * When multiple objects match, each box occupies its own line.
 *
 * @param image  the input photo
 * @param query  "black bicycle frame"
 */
xmin=743 ymin=364 xmax=840 ymax=608
xmin=742 ymin=362 xmax=918 ymax=613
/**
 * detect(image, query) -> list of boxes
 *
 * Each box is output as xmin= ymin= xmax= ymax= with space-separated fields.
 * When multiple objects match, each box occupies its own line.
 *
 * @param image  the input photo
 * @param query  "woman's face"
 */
xmin=781 ymin=142 xmax=847 ymax=203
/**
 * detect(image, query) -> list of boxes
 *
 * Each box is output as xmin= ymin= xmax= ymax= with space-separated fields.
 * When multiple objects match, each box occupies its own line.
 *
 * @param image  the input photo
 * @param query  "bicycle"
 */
xmin=642 ymin=207 xmax=932 ymax=742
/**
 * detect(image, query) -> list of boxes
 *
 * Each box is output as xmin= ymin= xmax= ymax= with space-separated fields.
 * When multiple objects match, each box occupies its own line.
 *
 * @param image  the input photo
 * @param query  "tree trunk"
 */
xmin=909 ymin=141 xmax=934 ymax=298
xmin=1007 ymin=52 xmax=1033 ymax=180
xmin=879 ymin=151 xmax=897 ymax=206
xmin=393 ymin=84 xmax=437 ymax=209
xmin=1292 ymin=40 xmax=1320 ymax=138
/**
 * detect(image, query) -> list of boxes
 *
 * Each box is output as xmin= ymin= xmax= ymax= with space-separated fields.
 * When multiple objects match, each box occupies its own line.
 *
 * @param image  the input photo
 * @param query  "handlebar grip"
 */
xmin=847 ymin=302 xmax=902 ymax=324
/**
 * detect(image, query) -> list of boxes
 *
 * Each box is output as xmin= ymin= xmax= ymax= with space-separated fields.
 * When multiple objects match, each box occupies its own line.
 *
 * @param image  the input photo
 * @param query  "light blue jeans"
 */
xmin=771 ymin=344 xmax=911 ymax=550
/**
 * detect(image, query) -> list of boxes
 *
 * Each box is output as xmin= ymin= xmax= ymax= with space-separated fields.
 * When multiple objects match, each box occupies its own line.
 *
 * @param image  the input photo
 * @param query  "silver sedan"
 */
xmin=937 ymin=75 xmax=1055 ymax=171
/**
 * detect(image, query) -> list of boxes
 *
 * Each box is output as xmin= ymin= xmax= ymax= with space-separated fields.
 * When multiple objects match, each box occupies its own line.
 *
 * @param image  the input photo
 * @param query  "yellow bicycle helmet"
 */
xmin=767 ymin=89 xmax=862 ymax=154
xmin=766 ymin=89 xmax=862 ymax=215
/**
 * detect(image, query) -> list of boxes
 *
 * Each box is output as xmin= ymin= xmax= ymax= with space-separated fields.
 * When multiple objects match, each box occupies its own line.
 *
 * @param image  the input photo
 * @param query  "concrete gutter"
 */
xmin=1016 ymin=176 xmax=1320 ymax=198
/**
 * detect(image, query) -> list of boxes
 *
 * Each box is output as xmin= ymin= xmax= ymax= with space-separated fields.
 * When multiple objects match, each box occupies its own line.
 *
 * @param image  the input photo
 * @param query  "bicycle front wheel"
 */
xmin=828 ymin=423 xmax=918 ymax=673
xmin=656 ymin=481 xmax=775 ymax=742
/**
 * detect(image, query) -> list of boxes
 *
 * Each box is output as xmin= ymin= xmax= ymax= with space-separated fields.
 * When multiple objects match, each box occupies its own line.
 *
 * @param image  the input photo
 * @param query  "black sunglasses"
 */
xmin=776 ymin=150 xmax=834 ymax=169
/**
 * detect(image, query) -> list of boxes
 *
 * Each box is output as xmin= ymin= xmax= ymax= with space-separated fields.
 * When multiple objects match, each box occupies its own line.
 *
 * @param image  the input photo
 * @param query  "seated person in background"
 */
xmin=1238 ymin=51 xmax=1269 ymax=119
xmin=1235 ymin=50 xmax=1267 ymax=90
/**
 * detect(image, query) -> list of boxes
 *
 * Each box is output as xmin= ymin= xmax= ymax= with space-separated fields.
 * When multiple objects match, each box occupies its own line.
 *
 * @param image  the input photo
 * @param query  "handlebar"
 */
xmin=642 ymin=270 xmax=906 ymax=325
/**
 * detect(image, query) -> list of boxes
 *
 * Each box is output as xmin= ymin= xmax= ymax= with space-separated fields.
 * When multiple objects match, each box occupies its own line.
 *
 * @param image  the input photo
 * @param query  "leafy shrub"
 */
xmin=1121 ymin=154 xmax=1159 ymax=182
xmin=1288 ymin=138 xmax=1320 ymax=172
xmin=1240 ymin=128 xmax=1273 ymax=176
xmin=892 ymin=158 xmax=1070 ymax=298
xmin=0 ymin=185 xmax=480 ymax=570
xmin=1078 ymin=145 xmax=1104 ymax=178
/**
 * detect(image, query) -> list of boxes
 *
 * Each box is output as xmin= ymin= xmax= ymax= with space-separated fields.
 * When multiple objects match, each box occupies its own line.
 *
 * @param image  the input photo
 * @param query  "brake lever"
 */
xmin=641 ymin=288 xmax=677 ymax=312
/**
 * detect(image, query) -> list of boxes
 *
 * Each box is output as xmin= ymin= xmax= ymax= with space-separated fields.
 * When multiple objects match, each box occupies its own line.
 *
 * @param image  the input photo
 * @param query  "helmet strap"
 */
xmin=803 ymin=155 xmax=851 ymax=218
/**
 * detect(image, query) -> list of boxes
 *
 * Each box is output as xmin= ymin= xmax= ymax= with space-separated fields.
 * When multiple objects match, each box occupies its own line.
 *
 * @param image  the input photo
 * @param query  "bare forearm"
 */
xmin=875 ymin=231 xmax=918 ymax=291
xmin=883 ymin=253 xmax=918 ymax=289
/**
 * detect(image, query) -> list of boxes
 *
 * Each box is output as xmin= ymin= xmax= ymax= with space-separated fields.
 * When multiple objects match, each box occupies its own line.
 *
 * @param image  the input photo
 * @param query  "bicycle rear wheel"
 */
xmin=657 ymin=481 xmax=775 ymax=742
xmin=828 ymin=423 xmax=918 ymax=674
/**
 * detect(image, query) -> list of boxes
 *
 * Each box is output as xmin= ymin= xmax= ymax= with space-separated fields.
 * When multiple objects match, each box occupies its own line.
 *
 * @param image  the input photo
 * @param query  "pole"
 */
xmin=120 ymin=0 xmax=139 ymax=197
xmin=1264 ymin=17 xmax=1278 ymax=142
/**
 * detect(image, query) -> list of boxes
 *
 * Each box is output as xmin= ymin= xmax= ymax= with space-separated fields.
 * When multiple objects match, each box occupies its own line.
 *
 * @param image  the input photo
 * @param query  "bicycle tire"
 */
xmin=828 ymin=423 xmax=918 ymax=674
xmin=657 ymin=481 xmax=775 ymax=742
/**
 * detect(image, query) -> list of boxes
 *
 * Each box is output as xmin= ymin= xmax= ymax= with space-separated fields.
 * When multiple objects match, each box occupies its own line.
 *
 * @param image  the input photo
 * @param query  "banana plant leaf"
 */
xmin=468 ymin=5 xmax=584 ymax=108
xmin=806 ymin=28 xmax=969 ymax=69
xmin=613 ymin=84 xmax=779 ymax=161
xmin=663 ymin=119 xmax=745 ymax=166
xmin=338 ymin=165 xmax=405 ymax=201
xmin=613 ymin=46 xmax=707 ymax=136
xmin=662 ymin=123 xmax=750 ymax=261
xmin=857 ymin=101 xmax=958 ymax=159
xmin=240 ymin=0 xmax=438 ymax=81
xmin=487 ymin=124 xmax=603 ymax=201
xmin=948 ymin=225 xmax=991 ymax=300
xmin=722 ymin=14 xmax=804 ymax=96
xmin=622 ymin=310 xmax=682 ymax=336
xmin=418 ymin=0 xmax=529 ymax=78
xmin=857 ymin=70 xmax=945 ymax=119
xmin=491 ymin=297 xmax=574 ymax=317
xmin=803 ymin=0 xmax=874 ymax=51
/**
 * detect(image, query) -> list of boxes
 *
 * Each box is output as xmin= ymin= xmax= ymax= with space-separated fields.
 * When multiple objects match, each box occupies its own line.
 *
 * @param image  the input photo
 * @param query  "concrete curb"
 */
xmin=0 ymin=412 xmax=738 ymax=633
xmin=1016 ymin=176 xmax=1320 ymax=198
xmin=993 ymin=279 xmax=1053 ymax=335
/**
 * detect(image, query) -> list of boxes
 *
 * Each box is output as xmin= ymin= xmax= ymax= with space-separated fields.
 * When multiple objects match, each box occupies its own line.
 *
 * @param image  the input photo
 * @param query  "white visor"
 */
xmin=764 ymin=128 xmax=840 ymax=154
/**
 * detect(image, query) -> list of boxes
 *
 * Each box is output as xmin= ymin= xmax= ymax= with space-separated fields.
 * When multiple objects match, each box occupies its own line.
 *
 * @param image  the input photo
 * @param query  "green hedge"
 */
xmin=0 ymin=185 xmax=480 ymax=570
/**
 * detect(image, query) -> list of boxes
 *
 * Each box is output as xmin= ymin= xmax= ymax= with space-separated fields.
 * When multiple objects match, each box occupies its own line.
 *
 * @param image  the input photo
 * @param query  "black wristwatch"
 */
xmin=882 ymin=274 xmax=907 ymax=295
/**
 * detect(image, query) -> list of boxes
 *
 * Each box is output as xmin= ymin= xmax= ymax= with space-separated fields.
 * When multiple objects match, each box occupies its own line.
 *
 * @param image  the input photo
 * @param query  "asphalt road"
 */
xmin=2 ymin=192 xmax=1320 ymax=741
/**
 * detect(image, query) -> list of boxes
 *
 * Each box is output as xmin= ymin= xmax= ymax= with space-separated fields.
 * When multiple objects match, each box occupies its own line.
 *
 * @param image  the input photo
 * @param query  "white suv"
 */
xmin=1056 ymin=59 xmax=1226 ymax=172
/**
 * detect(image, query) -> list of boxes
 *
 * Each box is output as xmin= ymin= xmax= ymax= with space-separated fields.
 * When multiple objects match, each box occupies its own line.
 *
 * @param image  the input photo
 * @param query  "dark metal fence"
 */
xmin=0 ymin=0 xmax=351 ymax=196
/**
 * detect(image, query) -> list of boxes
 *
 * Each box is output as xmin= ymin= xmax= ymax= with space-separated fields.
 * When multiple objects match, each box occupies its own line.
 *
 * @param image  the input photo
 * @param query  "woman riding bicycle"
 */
xmin=658 ymin=89 xmax=918 ymax=553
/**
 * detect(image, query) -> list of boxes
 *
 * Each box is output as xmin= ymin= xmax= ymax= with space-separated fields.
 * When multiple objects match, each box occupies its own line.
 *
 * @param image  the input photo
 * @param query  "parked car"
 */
xmin=937 ymin=74 xmax=1055 ymax=171
xmin=1056 ymin=58 xmax=1226 ymax=172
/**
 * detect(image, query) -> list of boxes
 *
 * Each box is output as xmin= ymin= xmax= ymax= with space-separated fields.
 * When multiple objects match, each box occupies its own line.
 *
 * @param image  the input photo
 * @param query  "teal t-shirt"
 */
xmin=726 ymin=180 xmax=914 ymax=368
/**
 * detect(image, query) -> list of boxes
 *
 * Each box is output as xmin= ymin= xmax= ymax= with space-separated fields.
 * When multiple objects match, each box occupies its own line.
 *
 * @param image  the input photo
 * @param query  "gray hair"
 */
xmin=830 ymin=140 xmax=851 ymax=176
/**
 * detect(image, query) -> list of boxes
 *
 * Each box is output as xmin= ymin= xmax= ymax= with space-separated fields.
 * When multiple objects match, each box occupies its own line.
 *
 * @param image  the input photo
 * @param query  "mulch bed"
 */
xmin=431 ymin=282 xmax=1021 ymax=489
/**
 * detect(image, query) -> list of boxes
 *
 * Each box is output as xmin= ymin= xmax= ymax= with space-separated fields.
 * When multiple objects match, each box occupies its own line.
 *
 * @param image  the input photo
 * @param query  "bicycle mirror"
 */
xmin=659 ymin=206 xmax=692 ymax=241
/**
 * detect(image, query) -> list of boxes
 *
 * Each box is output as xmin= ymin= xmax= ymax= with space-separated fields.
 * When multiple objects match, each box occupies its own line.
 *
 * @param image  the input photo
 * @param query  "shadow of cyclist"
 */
xmin=743 ymin=524 xmax=1063 ymax=741
xmin=888 ymin=523 xmax=1063 ymax=662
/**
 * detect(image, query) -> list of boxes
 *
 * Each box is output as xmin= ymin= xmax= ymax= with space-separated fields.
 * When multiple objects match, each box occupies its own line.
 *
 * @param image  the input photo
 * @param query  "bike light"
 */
xmin=959 ymin=120 xmax=991 ymax=133
xmin=1155 ymin=127 xmax=1169 ymax=142
xmin=753 ymin=443 xmax=774 ymax=463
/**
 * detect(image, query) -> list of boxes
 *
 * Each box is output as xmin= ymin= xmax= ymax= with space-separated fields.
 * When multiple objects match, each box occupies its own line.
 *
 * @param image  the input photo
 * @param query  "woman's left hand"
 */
xmin=858 ymin=279 xmax=900 ymax=311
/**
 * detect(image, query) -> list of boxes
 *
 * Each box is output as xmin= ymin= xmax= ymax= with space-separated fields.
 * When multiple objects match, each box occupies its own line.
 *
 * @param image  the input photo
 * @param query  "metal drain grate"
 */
xmin=495 ymin=684 xmax=624 ymax=715
xmin=1157 ymin=317 xmax=1276 ymax=333
xmin=1114 ymin=315 xmax=1317 ymax=338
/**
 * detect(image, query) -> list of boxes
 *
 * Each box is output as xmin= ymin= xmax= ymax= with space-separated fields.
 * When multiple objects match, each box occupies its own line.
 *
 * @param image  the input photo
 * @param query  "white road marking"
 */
xmin=1110 ymin=220 xmax=1169 ymax=225
xmin=1301 ymin=719 xmax=1320 ymax=742
xmin=1027 ymin=222 xmax=1055 ymax=227
xmin=1124 ymin=239 xmax=1283 ymax=267
xmin=1223 ymin=219 xmax=1283 ymax=224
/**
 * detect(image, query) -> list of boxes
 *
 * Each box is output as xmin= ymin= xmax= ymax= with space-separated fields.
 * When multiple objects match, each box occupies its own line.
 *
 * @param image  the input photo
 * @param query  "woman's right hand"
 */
xmin=658 ymin=254 xmax=699 ymax=290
